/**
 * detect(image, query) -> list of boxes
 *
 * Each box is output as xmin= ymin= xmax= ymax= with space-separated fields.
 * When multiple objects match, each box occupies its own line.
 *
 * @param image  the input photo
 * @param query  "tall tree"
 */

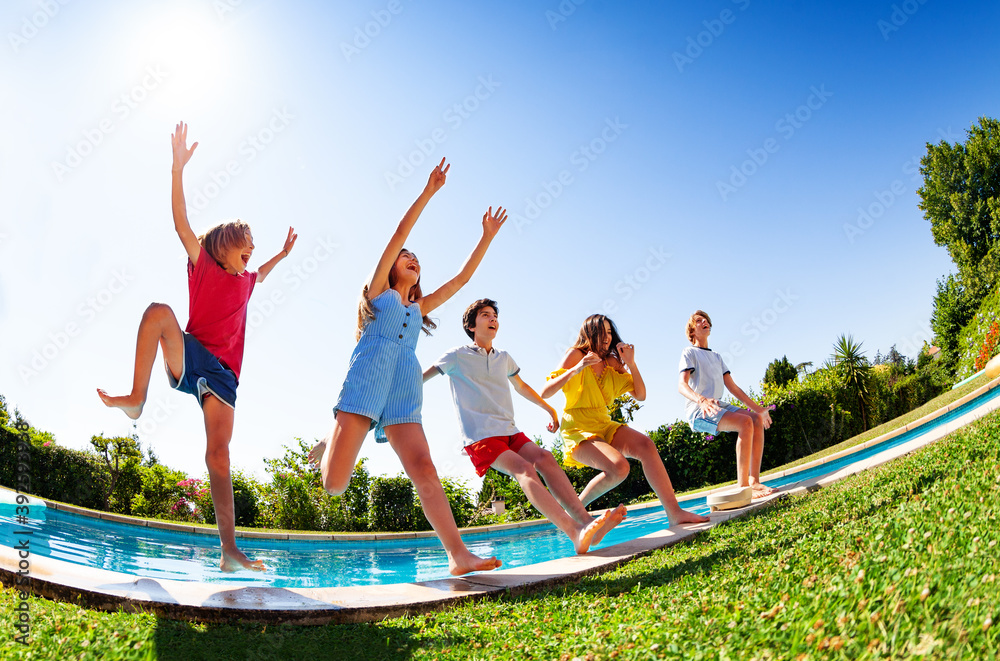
xmin=919 ymin=117 xmax=1000 ymax=369
xmin=829 ymin=334 xmax=872 ymax=431
xmin=763 ymin=355 xmax=798 ymax=389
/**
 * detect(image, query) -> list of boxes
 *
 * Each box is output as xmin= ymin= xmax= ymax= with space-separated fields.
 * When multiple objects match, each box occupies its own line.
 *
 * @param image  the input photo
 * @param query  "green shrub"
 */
xmin=368 ymin=475 xmax=416 ymax=531
xmin=129 ymin=463 xmax=187 ymax=519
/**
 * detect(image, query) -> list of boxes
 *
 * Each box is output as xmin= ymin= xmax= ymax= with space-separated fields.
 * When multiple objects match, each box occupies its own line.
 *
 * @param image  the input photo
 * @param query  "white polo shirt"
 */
xmin=433 ymin=344 xmax=521 ymax=446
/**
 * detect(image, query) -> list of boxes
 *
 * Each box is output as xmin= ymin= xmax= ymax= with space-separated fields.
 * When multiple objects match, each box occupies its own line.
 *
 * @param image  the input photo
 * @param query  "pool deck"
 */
xmin=4 ymin=376 xmax=1000 ymax=625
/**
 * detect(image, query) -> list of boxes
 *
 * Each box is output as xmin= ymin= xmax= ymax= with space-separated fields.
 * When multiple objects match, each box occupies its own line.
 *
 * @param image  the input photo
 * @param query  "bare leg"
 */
xmin=385 ymin=424 xmax=501 ymax=575
xmin=609 ymin=426 xmax=709 ymax=525
xmin=492 ymin=450 xmax=625 ymax=554
xmin=312 ymin=411 xmax=372 ymax=495
xmin=202 ymin=396 xmax=264 ymax=572
xmin=747 ymin=412 xmax=775 ymax=495
xmin=97 ymin=303 xmax=185 ymax=420
xmin=717 ymin=410 xmax=775 ymax=497
xmin=568 ymin=438 xmax=631 ymax=507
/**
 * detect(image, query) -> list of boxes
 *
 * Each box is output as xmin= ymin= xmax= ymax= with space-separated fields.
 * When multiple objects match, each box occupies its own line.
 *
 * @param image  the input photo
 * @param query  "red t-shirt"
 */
xmin=184 ymin=246 xmax=257 ymax=379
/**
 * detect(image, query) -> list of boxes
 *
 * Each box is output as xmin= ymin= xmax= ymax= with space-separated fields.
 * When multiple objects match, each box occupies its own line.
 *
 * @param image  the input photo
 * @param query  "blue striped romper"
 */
xmin=334 ymin=288 xmax=423 ymax=442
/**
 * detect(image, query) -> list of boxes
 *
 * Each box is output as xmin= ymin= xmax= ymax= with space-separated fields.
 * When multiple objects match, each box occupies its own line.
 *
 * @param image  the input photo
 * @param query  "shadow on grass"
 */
xmin=151 ymin=614 xmax=474 ymax=661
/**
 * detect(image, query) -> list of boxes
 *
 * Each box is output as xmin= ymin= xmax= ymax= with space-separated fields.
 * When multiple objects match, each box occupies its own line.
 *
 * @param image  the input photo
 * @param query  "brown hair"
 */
xmin=572 ymin=314 xmax=624 ymax=362
xmin=355 ymin=249 xmax=437 ymax=341
xmin=686 ymin=310 xmax=712 ymax=344
xmin=462 ymin=298 xmax=498 ymax=340
xmin=198 ymin=219 xmax=251 ymax=266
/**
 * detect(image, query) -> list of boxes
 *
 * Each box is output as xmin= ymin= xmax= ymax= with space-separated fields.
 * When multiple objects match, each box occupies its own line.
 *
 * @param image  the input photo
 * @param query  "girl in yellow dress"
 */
xmin=541 ymin=314 xmax=708 ymax=526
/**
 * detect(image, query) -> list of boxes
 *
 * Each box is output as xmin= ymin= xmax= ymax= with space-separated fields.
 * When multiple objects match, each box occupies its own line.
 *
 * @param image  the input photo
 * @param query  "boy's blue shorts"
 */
xmin=166 ymin=333 xmax=238 ymax=409
xmin=690 ymin=402 xmax=741 ymax=435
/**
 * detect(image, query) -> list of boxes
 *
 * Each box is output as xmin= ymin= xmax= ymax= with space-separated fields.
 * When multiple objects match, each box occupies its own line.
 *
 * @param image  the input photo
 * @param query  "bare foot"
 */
xmin=751 ymin=483 xmax=778 ymax=499
xmin=448 ymin=552 xmax=501 ymax=576
xmin=307 ymin=440 xmax=326 ymax=470
xmin=574 ymin=504 xmax=627 ymax=554
xmin=220 ymin=547 xmax=267 ymax=573
xmin=666 ymin=507 xmax=710 ymax=526
xmin=97 ymin=389 xmax=144 ymax=420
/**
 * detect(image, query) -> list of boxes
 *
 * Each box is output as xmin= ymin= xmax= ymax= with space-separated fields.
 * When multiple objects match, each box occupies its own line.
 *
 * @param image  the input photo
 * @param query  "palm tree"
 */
xmin=829 ymin=334 xmax=872 ymax=430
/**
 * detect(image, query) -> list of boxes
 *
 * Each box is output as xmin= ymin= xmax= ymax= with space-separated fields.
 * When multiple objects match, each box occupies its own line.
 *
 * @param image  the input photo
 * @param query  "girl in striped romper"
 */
xmin=311 ymin=158 xmax=505 ymax=576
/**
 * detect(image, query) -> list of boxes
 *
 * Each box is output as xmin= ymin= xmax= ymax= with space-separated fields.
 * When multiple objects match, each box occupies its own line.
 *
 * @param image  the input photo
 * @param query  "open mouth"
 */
xmin=241 ymin=252 xmax=251 ymax=266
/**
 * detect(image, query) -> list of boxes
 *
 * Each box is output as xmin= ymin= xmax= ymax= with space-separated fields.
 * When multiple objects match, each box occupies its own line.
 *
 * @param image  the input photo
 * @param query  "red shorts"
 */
xmin=466 ymin=432 xmax=533 ymax=477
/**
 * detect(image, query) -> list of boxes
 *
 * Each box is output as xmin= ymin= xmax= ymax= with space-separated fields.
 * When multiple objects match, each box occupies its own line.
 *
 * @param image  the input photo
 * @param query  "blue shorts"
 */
xmin=166 ymin=333 xmax=238 ymax=409
xmin=334 ymin=336 xmax=422 ymax=443
xmin=690 ymin=402 xmax=741 ymax=434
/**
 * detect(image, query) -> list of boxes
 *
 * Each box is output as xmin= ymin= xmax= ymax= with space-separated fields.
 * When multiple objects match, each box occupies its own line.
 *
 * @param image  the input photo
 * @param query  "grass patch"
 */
xmin=4 ymin=400 xmax=1000 ymax=659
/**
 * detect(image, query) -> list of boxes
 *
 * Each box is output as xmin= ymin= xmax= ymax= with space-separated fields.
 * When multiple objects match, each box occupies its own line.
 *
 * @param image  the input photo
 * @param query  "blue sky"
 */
xmin=2 ymin=0 xmax=998 ymax=486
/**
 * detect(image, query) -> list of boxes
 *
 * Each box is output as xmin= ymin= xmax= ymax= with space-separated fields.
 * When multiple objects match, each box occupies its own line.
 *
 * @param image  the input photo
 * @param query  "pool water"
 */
xmin=3 ymin=386 xmax=995 ymax=588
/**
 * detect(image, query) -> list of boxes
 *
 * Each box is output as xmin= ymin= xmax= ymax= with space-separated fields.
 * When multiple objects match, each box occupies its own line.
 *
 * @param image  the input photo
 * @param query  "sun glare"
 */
xmin=124 ymin=8 xmax=234 ymax=105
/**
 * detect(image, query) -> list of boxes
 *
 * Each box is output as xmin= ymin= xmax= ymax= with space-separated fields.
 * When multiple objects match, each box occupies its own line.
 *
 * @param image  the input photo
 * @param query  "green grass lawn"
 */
xmin=4 ymin=397 xmax=999 ymax=659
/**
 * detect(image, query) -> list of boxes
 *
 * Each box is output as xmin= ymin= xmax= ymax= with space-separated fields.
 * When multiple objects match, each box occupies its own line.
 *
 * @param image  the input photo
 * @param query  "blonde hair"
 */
xmin=355 ymin=249 xmax=437 ymax=341
xmin=198 ymin=220 xmax=251 ymax=266
xmin=686 ymin=310 xmax=712 ymax=344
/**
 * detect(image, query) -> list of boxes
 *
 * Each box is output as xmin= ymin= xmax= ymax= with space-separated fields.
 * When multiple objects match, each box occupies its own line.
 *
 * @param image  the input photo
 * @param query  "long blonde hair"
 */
xmin=355 ymin=249 xmax=437 ymax=341
xmin=198 ymin=219 xmax=251 ymax=266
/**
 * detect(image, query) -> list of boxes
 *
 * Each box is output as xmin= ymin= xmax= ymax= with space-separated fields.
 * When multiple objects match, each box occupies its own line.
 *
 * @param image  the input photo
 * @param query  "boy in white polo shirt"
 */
xmin=678 ymin=310 xmax=777 ymax=498
xmin=424 ymin=298 xmax=626 ymax=554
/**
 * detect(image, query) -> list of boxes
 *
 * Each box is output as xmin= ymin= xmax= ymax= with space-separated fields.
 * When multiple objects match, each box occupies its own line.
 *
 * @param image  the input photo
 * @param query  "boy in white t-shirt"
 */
xmin=678 ymin=310 xmax=777 ymax=498
xmin=425 ymin=298 xmax=626 ymax=553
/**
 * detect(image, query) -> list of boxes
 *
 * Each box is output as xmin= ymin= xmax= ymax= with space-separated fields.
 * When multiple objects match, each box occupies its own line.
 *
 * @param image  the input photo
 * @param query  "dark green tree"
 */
xmin=90 ymin=433 xmax=143 ymax=513
xmin=763 ymin=355 xmax=798 ymax=389
xmin=919 ymin=117 xmax=1000 ymax=368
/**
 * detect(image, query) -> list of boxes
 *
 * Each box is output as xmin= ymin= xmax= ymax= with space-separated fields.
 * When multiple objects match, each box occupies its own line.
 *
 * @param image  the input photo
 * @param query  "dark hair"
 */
xmin=572 ymin=314 xmax=624 ymax=362
xmin=356 ymin=249 xmax=437 ymax=341
xmin=462 ymin=298 xmax=499 ymax=340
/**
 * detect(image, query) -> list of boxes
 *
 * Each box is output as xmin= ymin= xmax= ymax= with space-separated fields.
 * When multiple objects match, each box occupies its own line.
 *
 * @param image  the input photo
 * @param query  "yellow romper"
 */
xmin=547 ymin=366 xmax=634 ymax=468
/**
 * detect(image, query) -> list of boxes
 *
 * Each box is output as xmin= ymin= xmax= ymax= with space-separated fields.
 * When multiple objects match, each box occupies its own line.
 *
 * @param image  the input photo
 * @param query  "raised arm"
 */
xmin=171 ymin=122 xmax=202 ymax=265
xmin=540 ymin=348 xmax=601 ymax=400
xmin=510 ymin=373 xmax=560 ymax=432
xmin=257 ymin=227 xmax=297 ymax=284
xmin=416 ymin=205 xmax=507 ymax=316
xmin=615 ymin=343 xmax=646 ymax=401
xmin=368 ymin=158 xmax=449 ymax=298
xmin=723 ymin=373 xmax=772 ymax=427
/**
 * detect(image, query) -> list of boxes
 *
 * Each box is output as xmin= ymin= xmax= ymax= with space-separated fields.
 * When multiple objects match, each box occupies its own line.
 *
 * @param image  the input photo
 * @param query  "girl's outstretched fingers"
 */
xmin=427 ymin=157 xmax=450 ymax=192
xmin=482 ymin=205 xmax=508 ymax=237
xmin=283 ymin=226 xmax=298 ymax=255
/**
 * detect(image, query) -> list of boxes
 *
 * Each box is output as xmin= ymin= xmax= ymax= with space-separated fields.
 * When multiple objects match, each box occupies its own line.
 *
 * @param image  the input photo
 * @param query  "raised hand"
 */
xmin=282 ymin=226 xmax=298 ymax=256
xmin=617 ymin=341 xmax=636 ymax=364
xmin=578 ymin=351 xmax=603 ymax=371
xmin=425 ymin=157 xmax=450 ymax=194
xmin=482 ymin=205 xmax=507 ymax=239
xmin=171 ymin=121 xmax=198 ymax=172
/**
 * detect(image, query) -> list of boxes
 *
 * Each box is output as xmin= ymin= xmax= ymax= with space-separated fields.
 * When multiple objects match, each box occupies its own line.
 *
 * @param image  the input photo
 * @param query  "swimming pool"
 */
xmin=4 ymin=381 xmax=998 ymax=589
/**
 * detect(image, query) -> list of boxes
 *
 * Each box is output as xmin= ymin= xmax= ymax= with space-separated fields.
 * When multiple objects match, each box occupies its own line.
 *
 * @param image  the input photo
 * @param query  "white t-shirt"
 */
xmin=678 ymin=346 xmax=730 ymax=420
xmin=433 ymin=345 xmax=521 ymax=446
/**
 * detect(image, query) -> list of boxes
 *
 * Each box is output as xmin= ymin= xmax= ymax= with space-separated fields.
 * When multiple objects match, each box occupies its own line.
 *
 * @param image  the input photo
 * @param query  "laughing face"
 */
xmin=222 ymin=230 xmax=254 ymax=275
xmin=394 ymin=250 xmax=420 ymax=284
